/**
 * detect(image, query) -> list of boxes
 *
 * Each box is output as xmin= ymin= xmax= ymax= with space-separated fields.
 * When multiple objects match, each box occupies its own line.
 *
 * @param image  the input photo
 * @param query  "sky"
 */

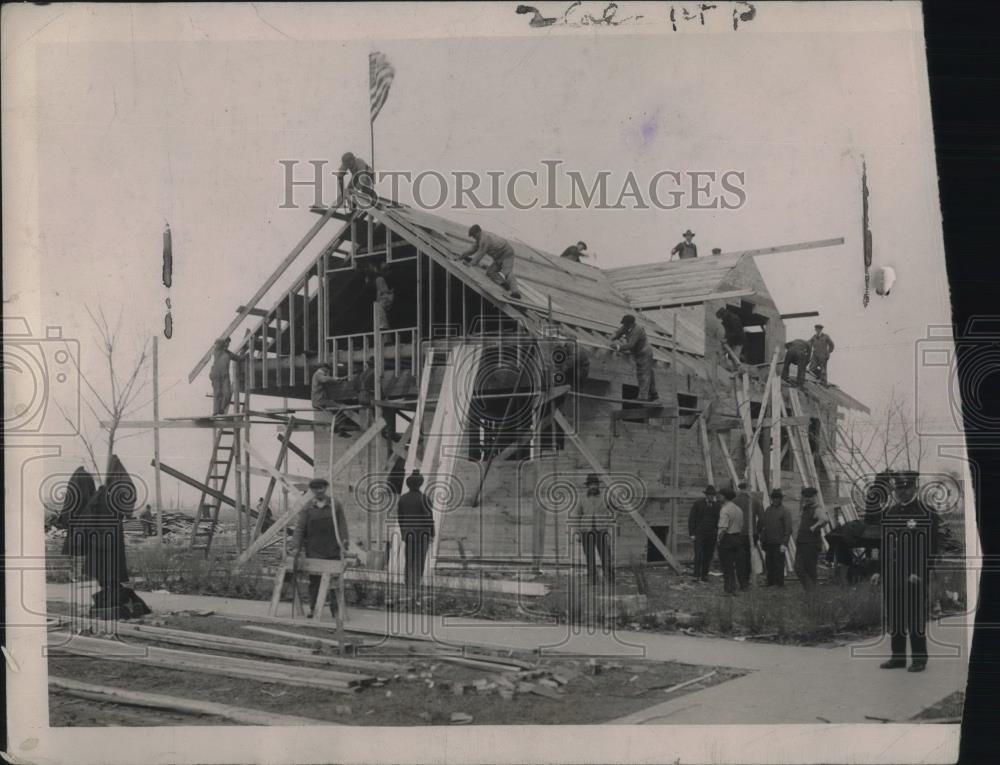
xmin=4 ymin=2 xmax=966 ymax=512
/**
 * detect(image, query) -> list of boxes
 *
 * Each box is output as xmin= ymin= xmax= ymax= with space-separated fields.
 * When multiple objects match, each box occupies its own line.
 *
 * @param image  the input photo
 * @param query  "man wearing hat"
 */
xmin=758 ymin=489 xmax=794 ymax=587
xmin=291 ymin=477 xmax=349 ymax=619
xmin=569 ymin=473 xmax=616 ymax=586
xmin=395 ymin=470 xmax=435 ymax=602
xmin=688 ymin=486 xmax=721 ymax=581
xmin=879 ymin=471 xmax=940 ymax=672
xmin=670 ymin=230 xmax=698 ymax=260
xmin=808 ymin=324 xmax=835 ymax=386
xmin=610 ymin=315 xmax=659 ymax=402
xmin=560 ymin=241 xmax=592 ymax=263
xmin=210 ymin=337 xmax=239 ymax=415
xmin=793 ymin=487 xmax=830 ymax=590
xmin=458 ymin=225 xmax=522 ymax=299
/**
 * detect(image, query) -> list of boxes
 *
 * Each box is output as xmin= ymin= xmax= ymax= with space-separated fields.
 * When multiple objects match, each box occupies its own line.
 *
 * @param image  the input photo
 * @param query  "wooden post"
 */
xmin=671 ymin=314 xmax=680 ymax=559
xmin=152 ymin=336 xmax=164 ymax=543
xmin=243 ymin=388 xmax=252 ymax=551
xmin=233 ymin=362 xmax=244 ymax=552
xmin=770 ymin=361 xmax=782 ymax=490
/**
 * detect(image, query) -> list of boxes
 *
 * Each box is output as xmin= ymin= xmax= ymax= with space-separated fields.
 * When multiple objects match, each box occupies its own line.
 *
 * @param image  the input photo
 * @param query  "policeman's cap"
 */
xmin=704 ymin=485 xmax=717 ymax=495
xmin=308 ymin=478 xmax=329 ymax=490
xmin=770 ymin=488 xmax=784 ymax=499
xmin=802 ymin=487 xmax=818 ymax=498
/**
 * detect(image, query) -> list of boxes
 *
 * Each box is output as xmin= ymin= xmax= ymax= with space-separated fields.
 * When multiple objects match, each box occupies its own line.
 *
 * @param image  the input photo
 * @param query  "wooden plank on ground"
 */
xmin=48 ymin=633 xmax=362 ymax=692
xmin=553 ymin=409 xmax=683 ymax=574
xmin=49 ymin=676 xmax=329 ymax=726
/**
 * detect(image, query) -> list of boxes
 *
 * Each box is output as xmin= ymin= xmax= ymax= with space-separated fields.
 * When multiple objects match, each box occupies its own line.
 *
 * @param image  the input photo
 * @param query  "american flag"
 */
xmin=369 ymin=51 xmax=395 ymax=124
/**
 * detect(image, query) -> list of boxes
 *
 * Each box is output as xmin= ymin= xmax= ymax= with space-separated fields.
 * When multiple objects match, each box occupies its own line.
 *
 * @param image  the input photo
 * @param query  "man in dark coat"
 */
xmin=292 ymin=478 xmax=349 ymax=619
xmin=758 ymin=489 xmax=793 ymax=587
xmin=395 ymin=470 xmax=435 ymax=601
xmin=879 ymin=471 xmax=940 ymax=672
xmin=688 ymin=485 xmax=721 ymax=581
xmin=781 ymin=339 xmax=812 ymax=387
xmin=793 ymin=487 xmax=831 ymax=590
xmin=716 ymin=306 xmax=745 ymax=367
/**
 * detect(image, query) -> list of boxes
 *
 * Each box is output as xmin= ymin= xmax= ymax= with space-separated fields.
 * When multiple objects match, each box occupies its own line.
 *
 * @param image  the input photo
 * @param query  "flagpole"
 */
xmin=370 ymin=115 xmax=375 ymax=174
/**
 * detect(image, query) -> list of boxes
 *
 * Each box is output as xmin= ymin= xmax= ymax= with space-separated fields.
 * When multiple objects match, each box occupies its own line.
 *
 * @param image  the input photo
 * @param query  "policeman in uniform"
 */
xmin=878 ymin=471 xmax=940 ymax=672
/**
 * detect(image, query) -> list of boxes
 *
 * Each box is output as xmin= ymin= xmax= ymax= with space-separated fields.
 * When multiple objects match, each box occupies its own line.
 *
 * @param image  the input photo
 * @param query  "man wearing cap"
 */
xmin=395 ymin=471 xmax=435 ymax=602
xmin=793 ymin=487 xmax=830 ymax=591
xmin=715 ymin=306 xmax=746 ymax=368
xmin=610 ymin=315 xmax=659 ymax=402
xmin=458 ymin=225 xmax=522 ymax=299
xmin=879 ymin=471 xmax=940 ymax=672
xmin=210 ymin=337 xmax=239 ymax=415
xmin=337 ymin=151 xmax=375 ymax=207
xmin=670 ymin=230 xmax=698 ymax=260
xmin=759 ymin=489 xmax=794 ymax=587
xmin=716 ymin=486 xmax=743 ymax=594
xmin=688 ymin=486 xmax=721 ymax=581
xmin=569 ymin=473 xmax=616 ymax=587
xmin=292 ymin=478 xmax=349 ymax=619
xmin=560 ymin=241 xmax=592 ymax=263
xmin=808 ymin=324 xmax=835 ymax=386
xmin=733 ymin=482 xmax=764 ymax=590
xmin=781 ymin=339 xmax=812 ymax=387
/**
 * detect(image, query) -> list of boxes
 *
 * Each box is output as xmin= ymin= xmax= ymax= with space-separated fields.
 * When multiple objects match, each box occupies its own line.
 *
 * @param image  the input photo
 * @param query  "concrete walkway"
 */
xmin=48 ymin=583 xmax=969 ymax=725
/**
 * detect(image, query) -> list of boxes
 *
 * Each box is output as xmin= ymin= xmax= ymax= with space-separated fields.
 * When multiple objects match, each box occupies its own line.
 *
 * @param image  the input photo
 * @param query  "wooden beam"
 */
xmin=49 ymin=633 xmax=361 ymax=693
xmin=188 ymin=195 xmax=346 ymax=383
xmin=634 ymin=289 xmax=756 ymax=311
xmin=237 ymin=418 xmax=386 ymax=563
xmin=278 ymin=434 xmax=314 ymax=466
xmin=237 ymin=306 xmax=270 ymax=318
xmin=153 ymin=461 xmax=235 ymax=507
xmin=49 ymin=676 xmax=328 ymax=726
xmin=779 ymin=311 xmax=821 ymax=320
xmin=235 ymin=463 xmax=312 ymax=487
xmin=553 ymin=409 xmax=683 ymax=574
xmin=724 ymin=237 xmax=844 ymax=258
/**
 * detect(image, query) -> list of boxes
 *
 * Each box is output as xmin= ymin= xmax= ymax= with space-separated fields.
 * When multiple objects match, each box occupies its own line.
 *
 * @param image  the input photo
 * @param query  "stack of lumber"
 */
xmin=48 ymin=631 xmax=370 ymax=693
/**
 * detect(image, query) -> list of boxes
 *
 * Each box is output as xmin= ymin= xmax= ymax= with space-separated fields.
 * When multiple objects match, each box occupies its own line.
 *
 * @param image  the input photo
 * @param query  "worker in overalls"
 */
xmin=610 ymin=314 xmax=658 ymax=402
xmin=291 ymin=478 xmax=350 ymax=619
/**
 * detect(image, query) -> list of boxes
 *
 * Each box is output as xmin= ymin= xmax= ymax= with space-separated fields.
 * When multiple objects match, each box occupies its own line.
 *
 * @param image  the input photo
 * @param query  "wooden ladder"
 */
xmin=189 ymin=426 xmax=238 ymax=556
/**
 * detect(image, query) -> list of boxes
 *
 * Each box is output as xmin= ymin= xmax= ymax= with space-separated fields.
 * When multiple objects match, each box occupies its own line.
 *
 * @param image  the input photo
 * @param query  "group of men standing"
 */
xmin=688 ymin=482 xmax=830 ymax=594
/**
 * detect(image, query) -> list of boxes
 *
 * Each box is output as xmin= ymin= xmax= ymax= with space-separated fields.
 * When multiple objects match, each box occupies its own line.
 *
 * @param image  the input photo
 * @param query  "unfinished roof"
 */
xmin=605 ymin=253 xmax=745 ymax=309
xmin=376 ymin=203 xmax=714 ymax=377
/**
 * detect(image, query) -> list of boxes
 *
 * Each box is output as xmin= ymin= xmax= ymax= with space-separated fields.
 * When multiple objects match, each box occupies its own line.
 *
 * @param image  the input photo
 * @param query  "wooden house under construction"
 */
xmin=186 ymin=195 xmax=869 ymax=573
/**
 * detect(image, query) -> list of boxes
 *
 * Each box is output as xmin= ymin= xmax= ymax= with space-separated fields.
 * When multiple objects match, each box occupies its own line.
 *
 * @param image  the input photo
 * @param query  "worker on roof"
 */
xmin=808 ymin=324 xmax=835 ymax=386
xmin=715 ymin=306 xmax=745 ymax=369
xmin=337 ymin=152 xmax=375 ymax=208
xmin=457 ymin=225 xmax=522 ymax=299
xmin=560 ymin=241 xmax=592 ymax=263
xmin=610 ymin=314 xmax=659 ymax=402
xmin=711 ymin=247 xmax=722 ymax=256
xmin=210 ymin=337 xmax=239 ymax=415
xmin=781 ymin=339 xmax=812 ymax=387
xmin=670 ymin=229 xmax=698 ymax=260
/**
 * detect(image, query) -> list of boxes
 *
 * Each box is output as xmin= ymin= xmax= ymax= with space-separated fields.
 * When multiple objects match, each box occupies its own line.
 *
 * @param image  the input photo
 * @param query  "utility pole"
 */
xmin=153 ymin=336 xmax=164 ymax=543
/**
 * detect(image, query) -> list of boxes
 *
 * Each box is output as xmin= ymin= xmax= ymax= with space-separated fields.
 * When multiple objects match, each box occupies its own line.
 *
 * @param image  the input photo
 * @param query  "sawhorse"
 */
xmin=268 ymin=557 xmax=351 ymax=651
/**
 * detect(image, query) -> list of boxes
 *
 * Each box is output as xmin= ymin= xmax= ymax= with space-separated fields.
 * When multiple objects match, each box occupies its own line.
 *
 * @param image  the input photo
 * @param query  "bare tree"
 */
xmin=825 ymin=386 xmax=927 ymax=496
xmin=58 ymin=305 xmax=150 ymax=481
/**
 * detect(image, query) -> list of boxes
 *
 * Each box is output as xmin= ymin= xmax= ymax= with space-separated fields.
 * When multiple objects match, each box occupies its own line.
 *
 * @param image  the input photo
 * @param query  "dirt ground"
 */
xmin=47 ymin=603 xmax=744 ymax=726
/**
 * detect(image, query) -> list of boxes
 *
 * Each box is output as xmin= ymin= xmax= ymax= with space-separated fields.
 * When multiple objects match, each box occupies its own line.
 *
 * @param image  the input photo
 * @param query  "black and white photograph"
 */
xmin=2 ymin=2 xmax=983 ymax=763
